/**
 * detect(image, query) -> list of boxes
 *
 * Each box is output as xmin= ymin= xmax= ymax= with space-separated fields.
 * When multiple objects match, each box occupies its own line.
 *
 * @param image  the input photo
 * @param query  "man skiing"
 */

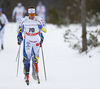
xmin=36 ymin=1 xmax=46 ymax=24
xmin=12 ymin=3 xmax=26 ymax=32
xmin=17 ymin=6 xmax=47 ymax=85
xmin=0 ymin=8 xmax=8 ymax=50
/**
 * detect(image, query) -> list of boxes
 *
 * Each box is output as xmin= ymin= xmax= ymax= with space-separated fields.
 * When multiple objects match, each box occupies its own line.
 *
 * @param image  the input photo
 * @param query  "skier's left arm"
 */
xmin=37 ymin=16 xmax=47 ymax=47
xmin=38 ymin=25 xmax=45 ymax=47
xmin=39 ymin=31 xmax=44 ymax=47
xmin=38 ymin=17 xmax=47 ymax=33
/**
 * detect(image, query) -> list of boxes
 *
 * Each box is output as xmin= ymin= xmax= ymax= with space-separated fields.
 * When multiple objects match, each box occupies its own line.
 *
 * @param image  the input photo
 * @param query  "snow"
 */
xmin=0 ymin=23 xmax=100 ymax=89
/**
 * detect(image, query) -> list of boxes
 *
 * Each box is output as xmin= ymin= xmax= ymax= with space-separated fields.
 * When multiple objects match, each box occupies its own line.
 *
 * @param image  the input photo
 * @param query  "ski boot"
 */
xmin=26 ymin=73 xmax=29 ymax=85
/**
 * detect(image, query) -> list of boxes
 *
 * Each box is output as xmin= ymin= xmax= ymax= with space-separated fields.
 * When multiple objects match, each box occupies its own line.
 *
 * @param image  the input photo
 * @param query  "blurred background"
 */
xmin=0 ymin=1 xmax=100 ymax=88
xmin=1 ymin=0 xmax=100 ymax=25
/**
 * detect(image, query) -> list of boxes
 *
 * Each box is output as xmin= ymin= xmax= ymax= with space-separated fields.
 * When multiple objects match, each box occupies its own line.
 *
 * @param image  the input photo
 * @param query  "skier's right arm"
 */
xmin=17 ymin=19 xmax=24 ymax=45
xmin=17 ymin=27 xmax=23 ymax=45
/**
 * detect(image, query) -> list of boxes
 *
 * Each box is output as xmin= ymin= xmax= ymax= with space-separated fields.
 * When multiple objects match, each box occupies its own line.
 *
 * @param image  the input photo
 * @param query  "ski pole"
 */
xmin=41 ymin=44 xmax=47 ymax=81
xmin=16 ymin=45 xmax=21 ymax=77
xmin=38 ymin=22 xmax=47 ymax=80
xmin=16 ymin=44 xmax=21 ymax=61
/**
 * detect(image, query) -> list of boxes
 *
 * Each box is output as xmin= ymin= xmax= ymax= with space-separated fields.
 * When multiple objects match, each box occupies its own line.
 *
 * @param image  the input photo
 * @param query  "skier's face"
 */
xmin=29 ymin=13 xmax=35 ymax=20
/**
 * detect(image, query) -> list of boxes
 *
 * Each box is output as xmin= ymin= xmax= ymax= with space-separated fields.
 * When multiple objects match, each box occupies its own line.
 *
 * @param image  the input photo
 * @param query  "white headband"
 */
xmin=28 ymin=8 xmax=35 ymax=14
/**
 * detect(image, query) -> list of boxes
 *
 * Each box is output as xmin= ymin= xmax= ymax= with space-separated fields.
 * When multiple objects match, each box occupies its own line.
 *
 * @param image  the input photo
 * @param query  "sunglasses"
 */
xmin=29 ymin=14 xmax=35 ymax=16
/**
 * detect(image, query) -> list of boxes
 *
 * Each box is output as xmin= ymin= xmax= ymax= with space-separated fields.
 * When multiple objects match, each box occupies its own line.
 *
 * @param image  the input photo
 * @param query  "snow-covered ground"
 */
xmin=0 ymin=23 xmax=100 ymax=89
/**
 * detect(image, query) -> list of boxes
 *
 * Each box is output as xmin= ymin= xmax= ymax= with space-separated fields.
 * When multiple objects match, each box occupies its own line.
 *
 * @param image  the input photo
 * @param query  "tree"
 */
xmin=81 ymin=0 xmax=87 ymax=52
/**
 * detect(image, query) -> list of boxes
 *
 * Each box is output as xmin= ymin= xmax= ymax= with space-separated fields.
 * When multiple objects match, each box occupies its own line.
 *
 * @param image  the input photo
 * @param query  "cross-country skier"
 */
xmin=12 ymin=3 xmax=26 ymax=32
xmin=0 ymin=8 xmax=8 ymax=50
xmin=17 ymin=6 xmax=47 ymax=85
xmin=36 ymin=1 xmax=46 ymax=24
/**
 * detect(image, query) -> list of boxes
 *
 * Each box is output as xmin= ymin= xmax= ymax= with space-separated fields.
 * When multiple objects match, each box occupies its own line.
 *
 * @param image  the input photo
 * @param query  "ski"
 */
xmin=37 ymin=75 xmax=40 ymax=84
xmin=35 ymin=73 xmax=40 ymax=84
xmin=32 ymin=73 xmax=40 ymax=84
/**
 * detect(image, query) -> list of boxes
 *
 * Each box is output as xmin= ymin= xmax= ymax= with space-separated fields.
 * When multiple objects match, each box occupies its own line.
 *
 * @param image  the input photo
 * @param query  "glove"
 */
xmin=40 ymin=39 xmax=43 ymax=47
xmin=38 ymin=25 xmax=42 ymax=29
xmin=18 ymin=41 xmax=21 ymax=45
xmin=17 ymin=37 xmax=23 ymax=45
xmin=18 ymin=38 xmax=21 ymax=45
